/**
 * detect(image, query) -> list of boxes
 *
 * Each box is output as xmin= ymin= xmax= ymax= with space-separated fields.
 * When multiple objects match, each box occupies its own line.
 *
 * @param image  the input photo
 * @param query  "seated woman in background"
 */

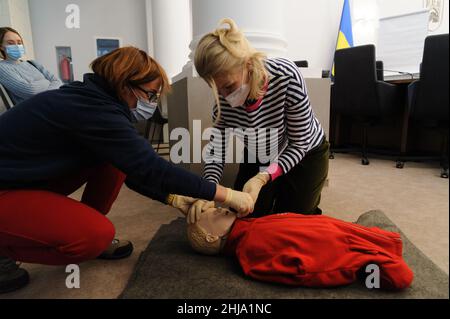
xmin=0 ymin=27 xmax=62 ymax=105
xmin=187 ymin=207 xmax=414 ymax=290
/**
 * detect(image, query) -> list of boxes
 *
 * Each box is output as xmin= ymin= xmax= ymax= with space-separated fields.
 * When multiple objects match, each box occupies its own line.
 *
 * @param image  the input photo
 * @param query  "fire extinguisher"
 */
xmin=60 ymin=55 xmax=71 ymax=83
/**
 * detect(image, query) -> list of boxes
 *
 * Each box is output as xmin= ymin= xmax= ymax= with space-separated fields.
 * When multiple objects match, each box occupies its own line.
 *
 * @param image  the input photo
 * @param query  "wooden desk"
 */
xmin=388 ymin=79 xmax=416 ymax=85
xmin=384 ymin=73 xmax=420 ymax=85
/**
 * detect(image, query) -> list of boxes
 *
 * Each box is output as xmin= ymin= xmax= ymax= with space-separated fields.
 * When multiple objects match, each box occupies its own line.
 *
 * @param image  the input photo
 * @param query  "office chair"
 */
xmin=144 ymin=106 xmax=168 ymax=154
xmin=331 ymin=45 xmax=404 ymax=165
xmin=0 ymin=84 xmax=14 ymax=111
xmin=376 ymin=61 xmax=384 ymax=81
xmin=402 ymin=34 xmax=449 ymax=178
xmin=294 ymin=60 xmax=309 ymax=68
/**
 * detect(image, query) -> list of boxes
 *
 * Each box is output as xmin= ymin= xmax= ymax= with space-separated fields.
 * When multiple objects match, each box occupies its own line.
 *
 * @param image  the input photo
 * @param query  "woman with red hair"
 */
xmin=0 ymin=46 xmax=253 ymax=293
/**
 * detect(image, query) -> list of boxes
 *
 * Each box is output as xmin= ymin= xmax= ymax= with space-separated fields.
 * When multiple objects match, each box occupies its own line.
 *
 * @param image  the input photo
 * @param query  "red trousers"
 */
xmin=0 ymin=164 xmax=126 ymax=265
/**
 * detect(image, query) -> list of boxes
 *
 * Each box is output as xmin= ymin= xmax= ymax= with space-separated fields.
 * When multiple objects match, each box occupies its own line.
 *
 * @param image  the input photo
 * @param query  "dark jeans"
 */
xmin=234 ymin=139 xmax=330 ymax=218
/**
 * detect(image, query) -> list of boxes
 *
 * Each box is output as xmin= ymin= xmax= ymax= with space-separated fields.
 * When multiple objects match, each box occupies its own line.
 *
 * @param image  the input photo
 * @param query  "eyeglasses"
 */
xmin=134 ymin=87 xmax=160 ymax=103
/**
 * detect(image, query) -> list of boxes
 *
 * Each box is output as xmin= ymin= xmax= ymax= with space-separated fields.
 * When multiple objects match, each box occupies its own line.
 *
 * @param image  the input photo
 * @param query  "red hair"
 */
xmin=90 ymin=46 xmax=171 ymax=99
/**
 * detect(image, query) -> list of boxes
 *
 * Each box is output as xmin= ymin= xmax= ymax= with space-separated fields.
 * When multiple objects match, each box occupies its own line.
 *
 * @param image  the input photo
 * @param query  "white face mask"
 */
xmin=224 ymin=69 xmax=250 ymax=108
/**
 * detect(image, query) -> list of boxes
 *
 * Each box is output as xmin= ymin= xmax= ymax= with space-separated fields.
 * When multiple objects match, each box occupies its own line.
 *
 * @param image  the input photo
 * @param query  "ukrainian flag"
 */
xmin=332 ymin=0 xmax=354 ymax=76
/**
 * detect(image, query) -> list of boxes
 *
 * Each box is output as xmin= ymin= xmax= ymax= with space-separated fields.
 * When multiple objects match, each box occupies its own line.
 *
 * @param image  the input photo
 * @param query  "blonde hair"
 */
xmin=187 ymin=223 xmax=223 ymax=256
xmin=194 ymin=18 xmax=268 ymax=123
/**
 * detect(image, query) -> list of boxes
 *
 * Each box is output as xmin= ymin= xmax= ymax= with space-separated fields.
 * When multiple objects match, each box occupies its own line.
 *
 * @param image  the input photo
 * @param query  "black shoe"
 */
xmin=0 ymin=257 xmax=30 ymax=294
xmin=97 ymin=239 xmax=134 ymax=260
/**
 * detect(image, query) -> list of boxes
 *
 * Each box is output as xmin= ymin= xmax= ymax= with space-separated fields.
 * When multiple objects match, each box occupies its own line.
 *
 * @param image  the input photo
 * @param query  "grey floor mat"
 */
xmin=120 ymin=210 xmax=449 ymax=299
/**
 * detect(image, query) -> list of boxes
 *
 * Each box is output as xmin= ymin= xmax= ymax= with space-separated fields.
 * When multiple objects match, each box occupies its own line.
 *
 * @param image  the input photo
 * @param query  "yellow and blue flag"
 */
xmin=332 ymin=0 xmax=354 ymax=76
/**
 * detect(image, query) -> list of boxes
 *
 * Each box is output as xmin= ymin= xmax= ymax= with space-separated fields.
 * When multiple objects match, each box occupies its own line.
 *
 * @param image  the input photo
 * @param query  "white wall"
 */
xmin=28 ymin=0 xmax=148 ymax=81
xmin=282 ymin=0 xmax=449 ymax=73
xmin=0 ymin=0 xmax=10 ymax=26
xmin=352 ymin=0 xmax=380 ymax=46
xmin=145 ymin=0 xmax=154 ymax=56
xmin=0 ymin=0 xmax=34 ymax=59
xmin=284 ymin=0 xmax=343 ymax=73
xmin=25 ymin=0 xmax=449 ymax=81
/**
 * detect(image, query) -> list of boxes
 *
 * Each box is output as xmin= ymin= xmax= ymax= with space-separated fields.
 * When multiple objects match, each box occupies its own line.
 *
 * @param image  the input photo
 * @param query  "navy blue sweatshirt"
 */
xmin=0 ymin=73 xmax=216 ymax=203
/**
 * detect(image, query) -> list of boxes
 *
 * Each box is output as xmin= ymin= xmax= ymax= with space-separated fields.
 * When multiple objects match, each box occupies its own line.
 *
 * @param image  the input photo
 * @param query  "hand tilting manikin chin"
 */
xmin=187 ymin=207 xmax=237 ymax=255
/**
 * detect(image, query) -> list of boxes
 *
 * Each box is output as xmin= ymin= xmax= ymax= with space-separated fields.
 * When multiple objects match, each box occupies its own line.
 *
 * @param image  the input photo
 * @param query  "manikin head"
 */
xmin=187 ymin=207 xmax=237 ymax=255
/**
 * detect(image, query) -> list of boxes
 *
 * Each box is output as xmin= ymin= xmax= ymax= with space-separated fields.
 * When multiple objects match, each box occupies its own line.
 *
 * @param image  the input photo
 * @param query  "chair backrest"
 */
xmin=333 ymin=45 xmax=380 ymax=117
xmin=376 ymin=60 xmax=384 ymax=81
xmin=294 ymin=60 xmax=309 ymax=68
xmin=412 ymin=34 xmax=449 ymax=121
xmin=0 ymin=83 xmax=14 ymax=112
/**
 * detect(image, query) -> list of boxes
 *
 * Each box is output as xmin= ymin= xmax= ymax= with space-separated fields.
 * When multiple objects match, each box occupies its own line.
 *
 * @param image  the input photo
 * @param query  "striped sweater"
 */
xmin=0 ymin=59 xmax=62 ymax=105
xmin=203 ymin=58 xmax=325 ymax=184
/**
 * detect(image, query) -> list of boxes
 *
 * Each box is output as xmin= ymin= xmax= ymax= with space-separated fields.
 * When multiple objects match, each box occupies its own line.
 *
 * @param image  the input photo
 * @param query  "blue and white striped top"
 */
xmin=203 ymin=57 xmax=325 ymax=184
xmin=0 ymin=59 xmax=62 ymax=105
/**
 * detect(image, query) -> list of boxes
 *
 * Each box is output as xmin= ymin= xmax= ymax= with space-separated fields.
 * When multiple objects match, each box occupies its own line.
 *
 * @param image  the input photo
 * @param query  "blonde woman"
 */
xmin=188 ymin=18 xmax=329 ymax=223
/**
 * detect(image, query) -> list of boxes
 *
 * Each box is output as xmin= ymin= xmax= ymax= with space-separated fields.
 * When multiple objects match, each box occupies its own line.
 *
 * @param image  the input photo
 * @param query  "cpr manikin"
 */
xmin=187 ymin=207 xmax=236 ymax=255
xmin=186 ymin=209 xmax=414 ymax=290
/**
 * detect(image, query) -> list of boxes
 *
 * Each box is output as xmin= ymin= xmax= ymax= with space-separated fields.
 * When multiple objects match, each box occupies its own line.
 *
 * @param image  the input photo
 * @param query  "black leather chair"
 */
xmin=376 ymin=61 xmax=384 ymax=81
xmin=294 ymin=60 xmax=309 ymax=68
xmin=405 ymin=34 xmax=449 ymax=178
xmin=331 ymin=45 xmax=404 ymax=165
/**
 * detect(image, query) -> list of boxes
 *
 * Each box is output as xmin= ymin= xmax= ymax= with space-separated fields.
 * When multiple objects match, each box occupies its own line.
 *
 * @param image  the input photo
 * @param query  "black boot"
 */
xmin=0 ymin=257 xmax=30 ymax=294
xmin=97 ymin=239 xmax=134 ymax=260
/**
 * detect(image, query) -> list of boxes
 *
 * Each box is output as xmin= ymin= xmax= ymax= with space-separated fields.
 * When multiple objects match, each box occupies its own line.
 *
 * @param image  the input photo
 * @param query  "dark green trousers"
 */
xmin=234 ymin=139 xmax=330 ymax=218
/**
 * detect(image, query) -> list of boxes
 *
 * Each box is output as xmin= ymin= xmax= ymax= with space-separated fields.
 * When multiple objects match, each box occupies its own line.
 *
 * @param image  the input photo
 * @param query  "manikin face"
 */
xmin=187 ymin=207 xmax=237 ymax=255
xmin=197 ymin=207 xmax=237 ymax=241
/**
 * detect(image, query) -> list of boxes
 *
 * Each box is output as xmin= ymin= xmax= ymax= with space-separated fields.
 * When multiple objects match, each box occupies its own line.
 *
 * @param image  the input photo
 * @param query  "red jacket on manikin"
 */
xmin=223 ymin=213 xmax=413 ymax=290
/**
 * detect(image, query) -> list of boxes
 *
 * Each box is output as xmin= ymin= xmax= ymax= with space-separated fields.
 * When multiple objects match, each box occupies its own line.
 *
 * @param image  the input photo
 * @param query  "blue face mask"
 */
xmin=130 ymin=100 xmax=157 ymax=122
xmin=5 ymin=44 xmax=25 ymax=60
xmin=130 ymin=89 xmax=158 ymax=122
xmin=130 ymin=88 xmax=159 ymax=122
